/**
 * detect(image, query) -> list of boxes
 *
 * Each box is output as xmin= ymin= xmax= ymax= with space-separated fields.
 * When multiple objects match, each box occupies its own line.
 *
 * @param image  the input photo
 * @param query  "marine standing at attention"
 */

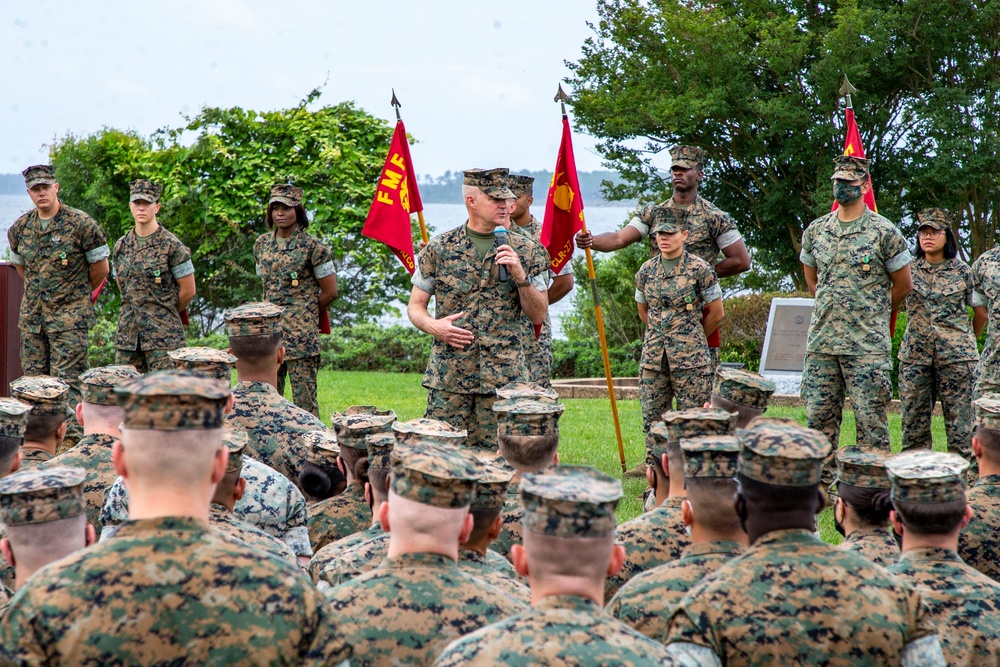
xmin=253 ymin=183 xmax=338 ymax=418
xmin=113 ymin=179 xmax=196 ymax=372
xmin=7 ymin=164 xmax=110 ymax=419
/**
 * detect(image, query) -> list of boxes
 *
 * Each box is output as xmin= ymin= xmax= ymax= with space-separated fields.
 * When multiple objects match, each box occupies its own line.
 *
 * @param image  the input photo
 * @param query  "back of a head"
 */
xmin=10 ymin=376 xmax=70 ymax=441
xmin=886 ymin=450 xmax=970 ymax=537
xmin=711 ymin=367 xmax=775 ymax=429
xmin=224 ymin=302 xmax=285 ymax=366
xmin=466 ymin=451 xmax=514 ymax=546
xmin=0 ymin=398 xmax=31 ymax=476
xmin=299 ymin=429 xmax=345 ymax=501
xmin=498 ymin=433 xmax=558 ymax=472
xmin=681 ymin=435 xmax=742 ymax=534
xmin=520 ymin=465 xmax=622 ymax=584
xmin=975 ymin=424 xmax=1000 ymax=464
xmin=710 ymin=395 xmax=762 ymax=430
xmin=836 ymin=448 xmax=893 ymax=528
xmin=494 ymin=397 xmax=564 ymax=472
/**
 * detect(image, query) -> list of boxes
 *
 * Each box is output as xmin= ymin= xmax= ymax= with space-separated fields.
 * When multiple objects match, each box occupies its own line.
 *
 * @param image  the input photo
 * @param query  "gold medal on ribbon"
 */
xmin=154 ymin=269 xmax=162 ymax=284
xmin=60 ymin=252 xmax=67 ymax=267
xmin=291 ymin=271 xmax=299 ymax=287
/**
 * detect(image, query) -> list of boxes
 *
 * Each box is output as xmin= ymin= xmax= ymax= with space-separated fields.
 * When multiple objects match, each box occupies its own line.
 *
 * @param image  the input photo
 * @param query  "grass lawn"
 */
xmin=305 ymin=369 xmax=949 ymax=544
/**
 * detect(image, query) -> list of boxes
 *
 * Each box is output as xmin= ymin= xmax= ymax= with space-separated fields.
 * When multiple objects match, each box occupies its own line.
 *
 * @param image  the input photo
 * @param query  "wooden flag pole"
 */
xmin=555 ymin=85 xmax=627 ymax=473
xmin=391 ymin=89 xmax=428 ymax=244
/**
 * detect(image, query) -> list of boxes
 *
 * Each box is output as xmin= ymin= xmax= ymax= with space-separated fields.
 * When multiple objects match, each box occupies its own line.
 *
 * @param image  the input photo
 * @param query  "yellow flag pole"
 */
xmin=391 ymin=89 xmax=430 ymax=246
xmin=554 ymin=85 xmax=627 ymax=473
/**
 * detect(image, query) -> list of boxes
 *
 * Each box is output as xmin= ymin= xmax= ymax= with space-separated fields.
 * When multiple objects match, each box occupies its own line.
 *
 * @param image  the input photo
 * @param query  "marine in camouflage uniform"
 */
xmin=434 ymin=466 xmax=677 ymax=667
xmin=972 ymin=245 xmax=1000 ymax=398
xmin=635 ymin=208 xmax=723 ymax=432
xmin=0 ymin=370 xmax=348 ymax=666
xmin=959 ymin=397 xmax=1000 ymax=580
xmin=608 ymin=435 xmax=746 ymax=641
xmin=10 ymin=375 xmax=72 ymax=469
xmin=7 ymin=165 xmax=110 ymax=424
xmin=800 ymin=156 xmax=912 ymax=477
xmin=607 ymin=410 xmax=736 ymax=599
xmin=886 ymin=450 xmax=1000 ymax=666
xmin=113 ymin=180 xmax=194 ymax=372
xmin=899 ymin=208 xmax=980 ymax=462
xmin=664 ymin=420 xmax=944 ymax=666
xmin=410 ymin=169 xmax=549 ymax=450
xmin=100 ymin=454 xmax=313 ymax=559
xmin=307 ymin=407 xmax=394 ymax=550
xmin=37 ymin=365 xmax=139 ymax=531
xmin=254 ymin=184 xmax=337 ymax=417
xmin=0 ymin=399 xmax=39 ymax=595
xmin=834 ymin=447 xmax=899 ymax=567
xmin=325 ymin=438 xmax=526 ymax=666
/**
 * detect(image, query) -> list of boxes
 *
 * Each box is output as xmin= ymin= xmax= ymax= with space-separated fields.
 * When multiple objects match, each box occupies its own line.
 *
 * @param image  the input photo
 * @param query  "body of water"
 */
xmin=0 ymin=194 xmax=634 ymax=338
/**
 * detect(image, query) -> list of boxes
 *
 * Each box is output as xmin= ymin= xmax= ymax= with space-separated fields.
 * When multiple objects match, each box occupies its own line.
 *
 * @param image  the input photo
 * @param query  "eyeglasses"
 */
xmin=918 ymin=228 xmax=946 ymax=238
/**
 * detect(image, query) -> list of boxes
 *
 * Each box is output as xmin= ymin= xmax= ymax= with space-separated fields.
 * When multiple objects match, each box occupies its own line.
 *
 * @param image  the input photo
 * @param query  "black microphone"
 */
xmin=494 ymin=228 xmax=509 ymax=282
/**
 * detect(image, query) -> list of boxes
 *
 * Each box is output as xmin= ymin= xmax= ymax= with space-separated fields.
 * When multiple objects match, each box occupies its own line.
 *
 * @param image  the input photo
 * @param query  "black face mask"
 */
xmin=834 ymin=505 xmax=846 ymax=537
xmin=735 ymin=491 xmax=749 ymax=534
xmin=833 ymin=181 xmax=863 ymax=205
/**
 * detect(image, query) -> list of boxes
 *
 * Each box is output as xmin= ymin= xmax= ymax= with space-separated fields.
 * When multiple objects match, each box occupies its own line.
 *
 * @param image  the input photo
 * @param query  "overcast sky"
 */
xmin=0 ymin=1 xmax=615 ymax=177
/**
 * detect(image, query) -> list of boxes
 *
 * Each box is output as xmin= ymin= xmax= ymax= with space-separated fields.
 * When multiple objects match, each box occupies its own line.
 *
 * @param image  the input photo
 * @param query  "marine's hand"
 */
xmin=575 ymin=230 xmax=593 ymax=250
xmin=433 ymin=312 xmax=475 ymax=349
xmin=494 ymin=245 xmax=526 ymax=283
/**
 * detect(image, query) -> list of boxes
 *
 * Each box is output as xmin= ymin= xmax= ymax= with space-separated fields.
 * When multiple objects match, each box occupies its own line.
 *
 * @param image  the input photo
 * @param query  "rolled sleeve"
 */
xmin=701 ymin=283 xmax=723 ymax=304
xmin=8 ymin=251 xmax=23 ymax=266
xmin=635 ymin=288 xmax=647 ymax=304
xmin=283 ymin=526 xmax=313 ymax=557
xmin=529 ymin=273 xmax=548 ymax=292
xmin=85 ymin=244 xmax=111 ymax=263
xmin=313 ymin=260 xmax=335 ymax=280
xmin=626 ymin=216 xmax=650 ymax=240
xmin=901 ymin=635 xmax=946 ymax=666
xmin=666 ymin=643 xmax=723 ymax=667
xmin=799 ymin=248 xmax=817 ymax=268
xmin=716 ymin=229 xmax=743 ymax=250
xmin=411 ymin=265 xmax=435 ymax=295
xmin=170 ymin=259 xmax=195 ymax=279
xmin=971 ymin=290 xmax=988 ymax=308
xmin=886 ymin=249 xmax=913 ymax=274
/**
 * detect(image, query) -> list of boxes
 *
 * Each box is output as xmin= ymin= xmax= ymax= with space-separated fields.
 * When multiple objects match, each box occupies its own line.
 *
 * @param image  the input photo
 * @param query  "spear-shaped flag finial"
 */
xmin=554 ymin=84 xmax=571 ymax=116
xmin=839 ymin=75 xmax=857 ymax=110
xmin=390 ymin=89 xmax=401 ymax=121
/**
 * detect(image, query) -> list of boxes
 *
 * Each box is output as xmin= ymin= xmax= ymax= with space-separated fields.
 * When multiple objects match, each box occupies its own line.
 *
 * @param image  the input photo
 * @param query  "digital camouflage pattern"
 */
xmin=605 ymin=496 xmax=689 ymax=600
xmin=424 ymin=390 xmax=498 ymax=451
xmin=916 ymin=207 xmax=952 ymax=230
xmin=888 ymin=548 xmax=1000 ymax=666
xmin=670 ymin=145 xmax=705 ymax=169
xmin=330 ymin=406 xmax=396 ymax=448
xmin=463 ymin=168 xmax=517 ymax=199
xmin=886 ymin=450 xmax=969 ymax=503
xmin=737 ymin=420 xmax=831 ymax=486
xmin=649 ymin=206 xmax=688 ymax=235
xmin=511 ymin=215 xmax=554 ymax=387
xmin=433 ymin=594 xmax=677 ymax=667
xmin=413 ymin=220 xmax=548 ymax=395
xmin=839 ymin=526 xmax=900 ymax=567
xmin=100 ymin=455 xmax=313 ymax=557
xmin=608 ymin=540 xmax=747 ymax=641
xmin=7 ymin=203 xmax=109 ymax=336
xmin=521 ymin=465 xmax=621 ymax=539
xmin=208 ymin=503 xmax=298 ymax=564
xmin=307 ymin=484 xmax=372 ymax=551
xmin=492 ymin=485 xmax=523 ymax=559
xmin=974 ymin=395 xmax=1000 ymax=429
xmin=304 ymin=428 xmax=339 ymax=465
xmin=836 ymin=447 xmax=891 ymax=488
xmin=269 ymin=183 xmax=303 ymax=206
xmin=17 ymin=329 xmax=88 ymax=421
xmin=493 ymin=398 xmax=564 ymax=436
xmin=959 ymin=474 xmax=1000 ymax=581
xmin=0 ymin=398 xmax=31 ymax=438
xmin=391 ymin=417 xmax=468 ymax=448
xmin=0 ymin=466 xmax=85 ymax=525
xmin=317 ymin=532 xmax=389 ymax=588
xmin=830 ymin=154 xmax=871 ymax=181
xmin=631 ymin=195 xmax=742 ymax=265
xmin=713 ymin=367 xmax=775 ymax=410
xmin=469 ymin=450 xmax=514 ymax=509
xmin=495 ymin=381 xmax=560 ymax=402
xmin=507 ymin=174 xmax=535 ymax=197
xmin=10 ymin=375 xmax=70 ymax=416
xmin=277 ymin=356 xmax=322 ymax=417
xmin=227 ymin=380 xmax=326 ymax=487
xmin=128 ymin=178 xmax=162 ymax=202
xmin=680 ymin=435 xmax=740 ymax=479
xmin=254 ymin=227 xmax=334 ymax=362
xmin=113 ymin=224 xmax=192 ymax=354
xmin=971 ymin=246 xmax=1000 ymax=395
xmin=0 ymin=516 xmax=349 ymax=665
xmin=390 ymin=440 xmax=482 ymax=508
xmin=661 ymin=408 xmax=738 ymax=444
xmin=365 ymin=431 xmax=394 ymax=470
xmin=308 ymin=522 xmax=381 ymax=585
xmin=457 ymin=549 xmax=530 ymax=603
xmin=21 ymin=164 xmax=56 ymax=189
xmin=79 ymin=364 xmax=140 ymax=405
xmin=115 ymin=370 xmax=229 ymax=431
xmin=665 ymin=529 xmax=943 ymax=666
xmin=224 ymin=301 xmax=284 ymax=337
xmin=325 ymin=551 xmax=526 ymax=666
xmin=18 ymin=449 xmax=53 ymax=469
xmin=168 ymin=346 xmax=236 ymax=380
xmin=38 ymin=433 xmax=119 ymax=530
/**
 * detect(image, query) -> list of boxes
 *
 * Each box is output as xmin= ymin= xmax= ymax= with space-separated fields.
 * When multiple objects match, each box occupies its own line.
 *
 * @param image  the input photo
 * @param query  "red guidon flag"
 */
xmin=541 ymin=115 xmax=586 ymax=275
xmin=362 ymin=120 xmax=423 ymax=274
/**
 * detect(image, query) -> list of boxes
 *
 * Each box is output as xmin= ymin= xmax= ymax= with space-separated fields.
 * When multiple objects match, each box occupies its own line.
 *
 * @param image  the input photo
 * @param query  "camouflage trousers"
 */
xmin=278 ymin=355 xmax=320 ymax=418
xmin=115 ymin=347 xmax=173 ymax=374
xmin=802 ymin=352 xmax=892 ymax=484
xmin=899 ymin=360 xmax=974 ymax=461
xmin=424 ymin=387 xmax=498 ymax=451
xmin=521 ymin=316 xmax=553 ymax=390
xmin=639 ymin=357 xmax=713 ymax=434
xmin=20 ymin=326 xmax=86 ymax=448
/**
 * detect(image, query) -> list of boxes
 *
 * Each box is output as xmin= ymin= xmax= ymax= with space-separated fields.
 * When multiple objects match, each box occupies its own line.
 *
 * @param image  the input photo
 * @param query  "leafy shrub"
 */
xmin=552 ymin=338 xmax=640 ymax=379
xmin=321 ymin=324 xmax=431 ymax=373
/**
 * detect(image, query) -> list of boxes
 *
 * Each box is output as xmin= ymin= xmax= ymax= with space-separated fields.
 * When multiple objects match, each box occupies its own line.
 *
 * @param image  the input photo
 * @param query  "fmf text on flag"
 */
xmin=362 ymin=121 xmax=424 ymax=274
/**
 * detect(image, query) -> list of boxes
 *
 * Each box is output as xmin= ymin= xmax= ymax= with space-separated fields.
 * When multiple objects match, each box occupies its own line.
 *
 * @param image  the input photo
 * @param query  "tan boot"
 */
xmin=622 ymin=461 xmax=647 ymax=479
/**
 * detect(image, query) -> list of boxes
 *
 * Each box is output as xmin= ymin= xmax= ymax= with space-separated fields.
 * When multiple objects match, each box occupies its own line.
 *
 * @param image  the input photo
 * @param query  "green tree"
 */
xmin=567 ymin=0 xmax=1000 ymax=285
xmin=52 ymin=90 xmax=411 ymax=336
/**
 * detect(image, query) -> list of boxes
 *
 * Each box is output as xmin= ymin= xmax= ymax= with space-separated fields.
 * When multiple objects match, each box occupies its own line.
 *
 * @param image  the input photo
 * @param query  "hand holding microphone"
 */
xmin=494 ymin=228 xmax=509 ymax=282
